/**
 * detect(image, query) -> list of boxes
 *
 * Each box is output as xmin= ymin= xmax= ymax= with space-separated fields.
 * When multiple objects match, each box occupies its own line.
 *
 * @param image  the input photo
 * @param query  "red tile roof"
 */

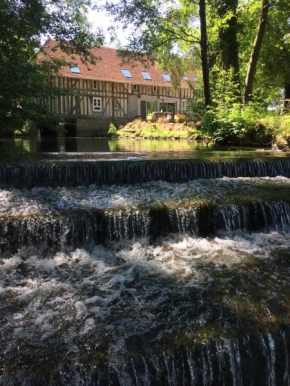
xmin=40 ymin=40 xmax=193 ymax=88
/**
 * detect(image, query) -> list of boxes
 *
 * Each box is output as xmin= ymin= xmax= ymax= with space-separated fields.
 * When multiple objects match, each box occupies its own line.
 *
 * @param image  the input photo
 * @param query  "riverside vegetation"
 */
xmin=108 ymin=112 xmax=290 ymax=148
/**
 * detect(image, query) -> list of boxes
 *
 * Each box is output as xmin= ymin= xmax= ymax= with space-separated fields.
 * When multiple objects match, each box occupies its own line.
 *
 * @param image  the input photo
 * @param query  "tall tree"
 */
xmin=259 ymin=0 xmax=290 ymax=100
xmin=199 ymin=0 xmax=212 ymax=106
xmin=244 ymin=0 xmax=270 ymax=103
xmin=216 ymin=0 xmax=240 ymax=86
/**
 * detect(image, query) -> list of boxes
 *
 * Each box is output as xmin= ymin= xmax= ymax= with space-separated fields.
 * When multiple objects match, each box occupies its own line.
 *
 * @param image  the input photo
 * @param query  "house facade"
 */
xmin=41 ymin=40 xmax=195 ymax=136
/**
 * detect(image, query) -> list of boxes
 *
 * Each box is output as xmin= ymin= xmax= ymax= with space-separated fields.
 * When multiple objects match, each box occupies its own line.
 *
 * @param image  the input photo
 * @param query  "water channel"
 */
xmin=1 ymin=137 xmax=290 ymax=385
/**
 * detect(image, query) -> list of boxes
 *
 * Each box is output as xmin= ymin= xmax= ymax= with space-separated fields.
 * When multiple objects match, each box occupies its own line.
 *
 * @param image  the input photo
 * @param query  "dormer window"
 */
xmin=183 ymin=75 xmax=189 ymax=81
xmin=71 ymin=66 xmax=80 ymax=74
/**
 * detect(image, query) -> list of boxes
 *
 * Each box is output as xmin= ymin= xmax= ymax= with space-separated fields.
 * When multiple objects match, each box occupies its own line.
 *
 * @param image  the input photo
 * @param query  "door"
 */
xmin=141 ymin=101 xmax=147 ymax=119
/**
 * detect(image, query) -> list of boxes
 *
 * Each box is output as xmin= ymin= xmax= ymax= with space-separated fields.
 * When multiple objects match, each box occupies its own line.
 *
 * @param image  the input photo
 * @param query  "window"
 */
xmin=71 ymin=66 xmax=80 ymax=74
xmin=162 ymin=74 xmax=171 ymax=82
xmin=133 ymin=84 xmax=138 ymax=91
xmin=121 ymin=69 xmax=132 ymax=78
xmin=183 ymin=75 xmax=189 ymax=81
xmin=193 ymin=76 xmax=198 ymax=81
xmin=93 ymin=97 xmax=102 ymax=112
xmin=152 ymin=86 xmax=157 ymax=93
xmin=159 ymin=102 xmax=176 ymax=115
xmin=93 ymin=80 xmax=98 ymax=89
xmin=141 ymin=71 xmax=152 ymax=80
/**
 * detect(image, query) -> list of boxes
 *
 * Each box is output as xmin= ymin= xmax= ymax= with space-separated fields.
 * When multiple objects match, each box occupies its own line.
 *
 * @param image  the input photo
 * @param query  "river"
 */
xmin=0 ymin=138 xmax=290 ymax=385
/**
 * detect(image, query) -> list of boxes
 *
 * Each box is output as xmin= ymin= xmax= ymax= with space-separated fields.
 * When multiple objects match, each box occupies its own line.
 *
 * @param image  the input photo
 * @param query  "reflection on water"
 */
xmin=1 ymin=137 xmax=290 ymax=162
xmin=0 ymin=137 xmax=211 ymax=154
xmin=108 ymin=138 xmax=212 ymax=152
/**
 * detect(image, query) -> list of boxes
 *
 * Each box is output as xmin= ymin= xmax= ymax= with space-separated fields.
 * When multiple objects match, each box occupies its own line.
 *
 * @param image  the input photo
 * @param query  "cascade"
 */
xmin=1 ymin=154 xmax=290 ymax=385
xmin=1 ymin=158 xmax=290 ymax=187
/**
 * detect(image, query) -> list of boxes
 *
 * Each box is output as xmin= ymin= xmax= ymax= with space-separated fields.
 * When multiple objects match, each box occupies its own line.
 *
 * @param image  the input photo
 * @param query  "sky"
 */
xmin=87 ymin=7 xmax=130 ymax=47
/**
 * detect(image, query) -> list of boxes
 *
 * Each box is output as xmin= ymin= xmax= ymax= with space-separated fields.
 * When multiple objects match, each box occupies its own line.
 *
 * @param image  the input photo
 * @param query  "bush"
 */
xmin=202 ymin=102 xmax=274 ymax=146
xmin=258 ymin=115 xmax=290 ymax=146
xmin=35 ymin=114 xmax=64 ymax=136
xmin=108 ymin=123 xmax=118 ymax=137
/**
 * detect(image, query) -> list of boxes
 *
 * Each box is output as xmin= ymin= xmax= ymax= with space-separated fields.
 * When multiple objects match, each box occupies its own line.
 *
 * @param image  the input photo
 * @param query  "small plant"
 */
xmin=108 ymin=123 xmax=118 ymax=137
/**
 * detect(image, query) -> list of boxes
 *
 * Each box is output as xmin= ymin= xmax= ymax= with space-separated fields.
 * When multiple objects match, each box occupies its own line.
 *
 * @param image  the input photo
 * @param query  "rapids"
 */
xmin=1 ymin=151 xmax=290 ymax=385
xmin=1 ymin=233 xmax=290 ymax=384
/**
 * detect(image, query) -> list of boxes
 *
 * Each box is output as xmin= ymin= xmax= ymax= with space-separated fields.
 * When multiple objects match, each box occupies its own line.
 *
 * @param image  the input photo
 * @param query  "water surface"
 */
xmin=1 ymin=137 xmax=289 ymax=161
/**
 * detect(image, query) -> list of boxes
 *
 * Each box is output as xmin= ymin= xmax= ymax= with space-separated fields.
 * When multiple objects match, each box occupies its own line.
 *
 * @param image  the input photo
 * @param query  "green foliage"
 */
xmin=117 ymin=121 xmax=202 ymax=139
xmin=108 ymin=123 xmax=118 ymax=137
xmin=202 ymin=102 xmax=274 ymax=145
xmin=258 ymin=114 xmax=290 ymax=143
xmin=105 ymin=0 xmax=200 ymax=87
xmin=194 ymin=66 xmax=274 ymax=145
xmin=0 ymin=0 xmax=102 ymax=135
xmin=35 ymin=114 xmax=63 ymax=133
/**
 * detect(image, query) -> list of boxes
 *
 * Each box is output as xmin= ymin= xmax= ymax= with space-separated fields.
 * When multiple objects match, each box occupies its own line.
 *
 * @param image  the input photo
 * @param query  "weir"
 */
xmin=1 ymin=158 xmax=290 ymax=187
xmin=1 ymin=200 xmax=290 ymax=253
xmin=1 ymin=155 xmax=290 ymax=385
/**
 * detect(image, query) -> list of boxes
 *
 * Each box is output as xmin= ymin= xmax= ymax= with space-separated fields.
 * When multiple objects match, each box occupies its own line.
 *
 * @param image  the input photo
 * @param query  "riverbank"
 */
xmin=109 ymin=114 xmax=290 ymax=149
xmin=111 ymin=120 xmax=205 ymax=140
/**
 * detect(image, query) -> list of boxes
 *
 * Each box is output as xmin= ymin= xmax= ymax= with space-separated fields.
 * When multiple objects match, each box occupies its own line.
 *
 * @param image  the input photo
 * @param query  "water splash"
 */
xmin=1 ymin=232 xmax=290 ymax=383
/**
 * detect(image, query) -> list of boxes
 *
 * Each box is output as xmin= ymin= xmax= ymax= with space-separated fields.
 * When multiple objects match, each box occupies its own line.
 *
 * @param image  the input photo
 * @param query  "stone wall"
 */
xmin=76 ymin=117 xmax=128 ymax=137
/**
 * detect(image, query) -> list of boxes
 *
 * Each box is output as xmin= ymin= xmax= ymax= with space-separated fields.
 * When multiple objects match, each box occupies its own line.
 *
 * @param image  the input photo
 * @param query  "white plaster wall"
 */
xmin=128 ymin=95 xmax=139 ymax=118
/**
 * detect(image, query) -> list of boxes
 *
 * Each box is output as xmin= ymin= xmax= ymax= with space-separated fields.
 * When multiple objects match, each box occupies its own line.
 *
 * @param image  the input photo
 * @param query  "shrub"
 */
xmin=201 ymin=102 xmax=278 ymax=146
xmin=36 ymin=114 xmax=63 ymax=132
xmin=258 ymin=115 xmax=290 ymax=145
xmin=108 ymin=123 xmax=118 ymax=137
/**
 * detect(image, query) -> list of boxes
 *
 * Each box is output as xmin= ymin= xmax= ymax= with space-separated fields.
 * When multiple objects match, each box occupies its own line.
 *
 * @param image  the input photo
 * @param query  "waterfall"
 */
xmin=3 ymin=329 xmax=288 ymax=385
xmin=1 ymin=201 xmax=289 ymax=253
xmin=1 ymin=156 xmax=290 ymax=385
xmin=1 ymin=158 xmax=290 ymax=187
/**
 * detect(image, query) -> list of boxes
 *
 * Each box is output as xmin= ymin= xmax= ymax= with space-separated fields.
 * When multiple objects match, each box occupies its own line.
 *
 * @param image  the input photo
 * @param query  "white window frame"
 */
xmin=152 ymin=86 xmax=157 ymax=93
xmin=133 ymin=84 xmax=138 ymax=91
xmin=93 ymin=97 xmax=102 ymax=112
xmin=93 ymin=80 xmax=98 ymax=89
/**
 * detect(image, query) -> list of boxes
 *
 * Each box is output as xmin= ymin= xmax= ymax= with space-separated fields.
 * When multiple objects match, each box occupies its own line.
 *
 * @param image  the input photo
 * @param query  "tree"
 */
xmin=103 ymin=0 xmax=212 ymax=106
xmin=255 ymin=0 xmax=290 ymax=101
xmin=217 ymin=0 xmax=239 ymax=72
xmin=0 ymin=0 xmax=101 ymax=134
xmin=244 ymin=0 xmax=270 ymax=103
xmin=199 ymin=0 xmax=212 ymax=106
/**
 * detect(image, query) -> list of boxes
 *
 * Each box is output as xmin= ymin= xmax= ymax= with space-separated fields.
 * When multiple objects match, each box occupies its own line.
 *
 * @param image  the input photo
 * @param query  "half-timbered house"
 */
xmin=40 ymin=40 xmax=195 ymax=136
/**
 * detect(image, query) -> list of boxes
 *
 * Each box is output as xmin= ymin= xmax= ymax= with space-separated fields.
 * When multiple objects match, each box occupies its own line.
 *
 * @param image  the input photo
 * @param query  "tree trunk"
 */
xmin=217 ymin=0 xmax=240 ymax=90
xmin=244 ymin=0 xmax=270 ymax=104
xmin=285 ymin=84 xmax=290 ymax=99
xmin=199 ymin=0 xmax=212 ymax=106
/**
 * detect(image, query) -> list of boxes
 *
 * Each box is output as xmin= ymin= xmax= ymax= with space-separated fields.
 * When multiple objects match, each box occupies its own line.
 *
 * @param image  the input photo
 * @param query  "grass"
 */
xmin=114 ymin=120 xmax=203 ymax=140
